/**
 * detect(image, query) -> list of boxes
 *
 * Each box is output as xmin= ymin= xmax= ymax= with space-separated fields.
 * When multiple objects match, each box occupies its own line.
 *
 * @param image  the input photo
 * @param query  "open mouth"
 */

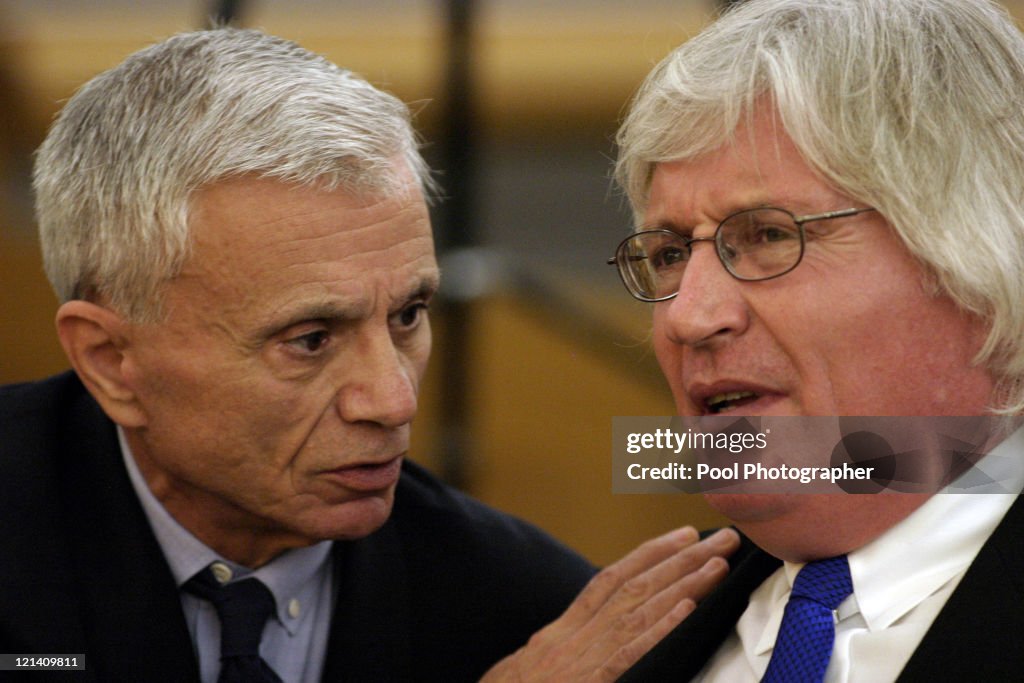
xmin=705 ymin=391 xmax=760 ymax=414
xmin=323 ymin=456 xmax=404 ymax=491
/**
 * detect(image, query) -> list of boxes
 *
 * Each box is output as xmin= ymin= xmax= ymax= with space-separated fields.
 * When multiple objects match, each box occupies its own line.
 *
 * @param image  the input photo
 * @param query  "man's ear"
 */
xmin=55 ymin=301 xmax=147 ymax=427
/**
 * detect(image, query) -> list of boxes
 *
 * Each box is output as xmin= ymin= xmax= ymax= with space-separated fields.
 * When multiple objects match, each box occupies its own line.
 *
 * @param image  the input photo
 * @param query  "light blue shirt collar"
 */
xmin=117 ymin=426 xmax=333 ymax=635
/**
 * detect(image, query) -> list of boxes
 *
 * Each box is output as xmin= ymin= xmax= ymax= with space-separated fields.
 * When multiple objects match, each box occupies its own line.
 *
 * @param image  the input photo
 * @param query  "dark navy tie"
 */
xmin=762 ymin=555 xmax=853 ymax=683
xmin=184 ymin=566 xmax=284 ymax=683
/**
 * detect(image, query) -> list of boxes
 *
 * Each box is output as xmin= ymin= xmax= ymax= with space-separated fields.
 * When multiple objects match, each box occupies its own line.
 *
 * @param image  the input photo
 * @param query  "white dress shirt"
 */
xmin=696 ymin=427 xmax=1024 ymax=683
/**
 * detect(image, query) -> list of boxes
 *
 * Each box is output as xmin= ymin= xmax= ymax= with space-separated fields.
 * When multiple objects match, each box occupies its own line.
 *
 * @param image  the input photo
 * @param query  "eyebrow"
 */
xmin=253 ymin=272 xmax=441 ymax=342
xmin=644 ymin=218 xmax=692 ymax=234
xmin=390 ymin=274 xmax=440 ymax=314
xmin=642 ymin=201 xmax=790 ymax=233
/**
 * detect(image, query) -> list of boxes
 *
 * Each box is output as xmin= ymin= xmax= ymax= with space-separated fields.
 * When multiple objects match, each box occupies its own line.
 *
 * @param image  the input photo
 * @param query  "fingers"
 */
xmin=556 ymin=525 xmax=701 ymax=631
xmin=593 ymin=596 xmax=697 ymax=680
xmin=571 ymin=530 xmax=738 ymax=671
xmin=479 ymin=527 xmax=740 ymax=683
xmin=576 ymin=528 xmax=739 ymax=632
xmin=588 ymin=552 xmax=734 ymax=678
xmin=609 ymin=528 xmax=739 ymax=616
xmin=552 ymin=528 xmax=738 ymax=677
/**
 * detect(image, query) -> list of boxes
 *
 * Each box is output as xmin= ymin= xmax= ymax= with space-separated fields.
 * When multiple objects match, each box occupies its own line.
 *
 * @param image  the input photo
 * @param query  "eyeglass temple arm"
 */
xmin=794 ymin=207 xmax=875 ymax=224
xmin=607 ymin=255 xmax=650 ymax=264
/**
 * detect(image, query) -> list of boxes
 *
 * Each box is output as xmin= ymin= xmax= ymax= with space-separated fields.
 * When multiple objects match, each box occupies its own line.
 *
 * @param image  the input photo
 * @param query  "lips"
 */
xmin=705 ymin=390 xmax=760 ymax=414
xmin=688 ymin=382 xmax=783 ymax=415
xmin=321 ymin=455 xmax=403 ymax=492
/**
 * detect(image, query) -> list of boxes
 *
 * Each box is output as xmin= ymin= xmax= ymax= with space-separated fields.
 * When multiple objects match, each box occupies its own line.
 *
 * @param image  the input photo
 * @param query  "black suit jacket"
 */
xmin=623 ymin=500 xmax=1024 ymax=681
xmin=0 ymin=373 xmax=596 ymax=682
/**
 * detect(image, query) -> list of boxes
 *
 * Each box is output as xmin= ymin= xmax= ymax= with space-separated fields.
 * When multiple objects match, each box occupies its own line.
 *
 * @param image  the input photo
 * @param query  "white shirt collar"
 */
xmin=852 ymin=426 xmax=1024 ymax=630
xmin=752 ymin=425 xmax=1024 ymax=655
xmin=848 ymin=487 xmax=1016 ymax=631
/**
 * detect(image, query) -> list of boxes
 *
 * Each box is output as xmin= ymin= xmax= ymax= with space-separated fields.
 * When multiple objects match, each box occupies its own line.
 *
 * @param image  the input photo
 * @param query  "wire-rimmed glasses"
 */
xmin=607 ymin=206 xmax=876 ymax=302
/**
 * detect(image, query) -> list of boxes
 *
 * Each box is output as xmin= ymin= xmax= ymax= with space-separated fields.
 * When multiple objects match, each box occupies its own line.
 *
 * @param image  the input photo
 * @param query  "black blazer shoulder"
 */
xmin=1 ymin=372 xmax=201 ymax=682
xmin=1 ymin=372 xmax=597 ymax=683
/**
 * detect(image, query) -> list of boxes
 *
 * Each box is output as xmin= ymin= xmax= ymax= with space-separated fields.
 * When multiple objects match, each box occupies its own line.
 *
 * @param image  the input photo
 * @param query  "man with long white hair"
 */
xmin=608 ymin=0 xmax=1024 ymax=680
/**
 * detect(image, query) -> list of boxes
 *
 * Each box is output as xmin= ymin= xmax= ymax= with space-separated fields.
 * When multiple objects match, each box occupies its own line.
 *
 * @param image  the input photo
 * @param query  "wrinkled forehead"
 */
xmin=187 ymin=166 xmax=428 ymax=239
xmin=176 ymin=174 xmax=436 ymax=305
xmin=641 ymin=108 xmax=838 ymax=218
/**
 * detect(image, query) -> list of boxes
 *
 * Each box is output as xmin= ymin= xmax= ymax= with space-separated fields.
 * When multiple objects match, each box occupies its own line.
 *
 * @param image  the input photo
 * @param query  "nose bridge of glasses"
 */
xmin=686 ymin=235 xmax=717 ymax=248
xmin=677 ymin=234 xmax=731 ymax=286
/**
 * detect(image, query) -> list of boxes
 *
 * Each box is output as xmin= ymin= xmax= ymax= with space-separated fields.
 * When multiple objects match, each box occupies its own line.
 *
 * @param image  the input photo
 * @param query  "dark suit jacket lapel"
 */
xmin=62 ymin=389 xmax=199 ymax=683
xmin=321 ymin=520 xmax=412 ymax=681
xmin=897 ymin=495 xmax=1024 ymax=681
xmin=621 ymin=535 xmax=781 ymax=681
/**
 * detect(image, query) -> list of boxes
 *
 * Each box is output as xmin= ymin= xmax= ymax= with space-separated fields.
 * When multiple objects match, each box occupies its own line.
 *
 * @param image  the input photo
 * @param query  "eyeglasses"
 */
xmin=607 ymin=206 xmax=876 ymax=302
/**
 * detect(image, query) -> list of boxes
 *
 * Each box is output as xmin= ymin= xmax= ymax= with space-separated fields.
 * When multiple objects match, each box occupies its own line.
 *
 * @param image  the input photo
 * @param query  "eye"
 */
xmin=286 ymin=329 xmax=330 ymax=355
xmin=754 ymin=225 xmax=798 ymax=243
xmin=652 ymin=245 xmax=688 ymax=268
xmin=740 ymin=219 xmax=800 ymax=246
xmin=393 ymin=302 xmax=428 ymax=331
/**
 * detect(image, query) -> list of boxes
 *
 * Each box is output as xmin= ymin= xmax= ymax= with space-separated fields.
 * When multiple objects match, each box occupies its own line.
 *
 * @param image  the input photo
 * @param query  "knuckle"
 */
xmin=675 ymin=547 xmax=712 ymax=574
xmin=680 ymin=538 xmax=713 ymax=562
xmin=619 ymin=575 xmax=652 ymax=602
xmin=587 ymin=566 xmax=622 ymax=595
xmin=524 ymin=624 xmax=556 ymax=652
xmin=633 ymin=532 xmax=679 ymax=559
xmin=636 ymin=533 xmax=668 ymax=553
xmin=598 ymin=647 xmax=640 ymax=680
xmin=567 ymin=583 xmax=602 ymax=616
xmin=533 ymin=646 xmax=577 ymax=679
xmin=617 ymin=641 xmax=645 ymax=666
xmin=614 ymin=607 xmax=652 ymax=636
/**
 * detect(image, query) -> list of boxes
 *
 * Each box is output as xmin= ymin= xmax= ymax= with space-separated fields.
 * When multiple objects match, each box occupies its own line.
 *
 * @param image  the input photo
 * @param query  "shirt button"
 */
xmin=210 ymin=562 xmax=233 ymax=584
xmin=288 ymin=599 xmax=301 ymax=619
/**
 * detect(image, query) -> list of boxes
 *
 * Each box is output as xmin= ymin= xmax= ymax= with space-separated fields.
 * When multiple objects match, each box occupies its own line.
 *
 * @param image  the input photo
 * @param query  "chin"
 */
xmin=704 ymin=493 xmax=800 ymax=523
xmin=705 ymin=493 xmax=828 ymax=561
xmin=300 ymin=490 xmax=397 ymax=542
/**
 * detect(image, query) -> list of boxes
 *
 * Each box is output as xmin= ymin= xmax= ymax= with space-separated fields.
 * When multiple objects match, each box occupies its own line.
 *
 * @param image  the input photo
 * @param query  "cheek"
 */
xmin=651 ymin=313 xmax=684 ymax=389
xmin=774 ymin=287 xmax=991 ymax=415
xmin=763 ymin=308 xmax=873 ymax=411
xmin=137 ymin=351 xmax=318 ymax=465
xmin=405 ymin=324 xmax=433 ymax=391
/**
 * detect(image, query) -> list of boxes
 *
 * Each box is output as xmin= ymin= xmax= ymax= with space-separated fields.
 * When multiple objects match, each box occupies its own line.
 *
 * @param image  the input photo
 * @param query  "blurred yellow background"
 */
xmin=4 ymin=0 xmax=1023 ymax=565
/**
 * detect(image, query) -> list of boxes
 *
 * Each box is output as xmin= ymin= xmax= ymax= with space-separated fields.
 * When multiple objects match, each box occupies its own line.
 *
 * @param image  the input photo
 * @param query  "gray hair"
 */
xmin=616 ymin=0 xmax=1024 ymax=413
xmin=35 ymin=28 xmax=433 ymax=322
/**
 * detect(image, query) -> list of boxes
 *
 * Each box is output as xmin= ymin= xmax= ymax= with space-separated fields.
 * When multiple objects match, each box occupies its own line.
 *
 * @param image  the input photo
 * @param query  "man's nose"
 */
xmin=335 ymin=332 xmax=418 ymax=428
xmin=660 ymin=241 xmax=749 ymax=348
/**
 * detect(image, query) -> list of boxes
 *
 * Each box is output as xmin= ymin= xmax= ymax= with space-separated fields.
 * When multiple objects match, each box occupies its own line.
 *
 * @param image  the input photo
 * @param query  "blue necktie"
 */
xmin=762 ymin=555 xmax=853 ymax=683
xmin=184 ymin=566 xmax=284 ymax=683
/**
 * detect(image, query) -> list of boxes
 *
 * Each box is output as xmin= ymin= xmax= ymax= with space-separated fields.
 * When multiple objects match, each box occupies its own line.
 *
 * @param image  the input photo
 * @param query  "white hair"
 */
xmin=616 ymin=0 xmax=1024 ymax=413
xmin=35 ymin=28 xmax=434 ymax=322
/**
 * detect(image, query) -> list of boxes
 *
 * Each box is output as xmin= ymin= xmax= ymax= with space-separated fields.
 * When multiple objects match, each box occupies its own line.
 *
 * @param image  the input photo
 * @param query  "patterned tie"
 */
xmin=762 ymin=555 xmax=853 ymax=683
xmin=184 ymin=566 xmax=284 ymax=683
